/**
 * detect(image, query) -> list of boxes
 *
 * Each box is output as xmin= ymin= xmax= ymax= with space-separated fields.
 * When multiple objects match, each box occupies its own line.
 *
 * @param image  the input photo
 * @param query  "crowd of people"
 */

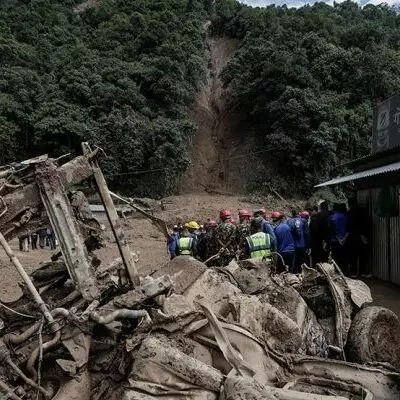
xmin=168 ymin=197 xmax=370 ymax=277
xmin=18 ymin=227 xmax=57 ymax=252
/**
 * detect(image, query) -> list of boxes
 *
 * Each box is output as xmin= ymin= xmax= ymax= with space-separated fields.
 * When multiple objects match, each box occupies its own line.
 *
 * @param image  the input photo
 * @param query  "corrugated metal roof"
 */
xmin=315 ymin=160 xmax=400 ymax=187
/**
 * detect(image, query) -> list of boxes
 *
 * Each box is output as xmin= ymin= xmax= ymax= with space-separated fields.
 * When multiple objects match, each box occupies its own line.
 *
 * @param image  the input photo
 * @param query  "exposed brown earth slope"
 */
xmin=181 ymin=37 xmax=247 ymax=194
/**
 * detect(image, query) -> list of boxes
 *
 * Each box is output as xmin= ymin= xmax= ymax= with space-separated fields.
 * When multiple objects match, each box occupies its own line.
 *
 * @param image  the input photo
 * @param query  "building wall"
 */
xmin=358 ymin=186 xmax=400 ymax=284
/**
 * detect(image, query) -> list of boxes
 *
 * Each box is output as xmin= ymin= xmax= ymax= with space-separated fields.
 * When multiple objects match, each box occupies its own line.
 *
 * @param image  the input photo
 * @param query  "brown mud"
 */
xmin=181 ymin=37 xmax=246 ymax=195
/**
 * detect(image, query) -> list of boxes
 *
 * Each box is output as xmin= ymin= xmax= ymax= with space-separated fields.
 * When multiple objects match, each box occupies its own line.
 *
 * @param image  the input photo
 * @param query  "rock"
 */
xmin=183 ymin=269 xmax=241 ymax=316
xmin=163 ymin=294 xmax=196 ymax=316
xmin=153 ymin=256 xmax=207 ymax=294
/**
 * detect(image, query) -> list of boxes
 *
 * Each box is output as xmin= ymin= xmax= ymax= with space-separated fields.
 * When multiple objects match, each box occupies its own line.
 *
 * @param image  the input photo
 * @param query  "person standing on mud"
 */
xmin=272 ymin=212 xmax=295 ymax=272
xmin=244 ymin=217 xmax=273 ymax=260
xmin=309 ymin=200 xmax=330 ymax=266
xmin=198 ymin=219 xmax=217 ymax=261
xmin=213 ymin=209 xmax=237 ymax=266
xmin=38 ymin=228 xmax=47 ymax=249
xmin=236 ymin=209 xmax=252 ymax=260
xmin=177 ymin=227 xmax=197 ymax=257
xmin=346 ymin=197 xmax=371 ymax=277
xmin=287 ymin=209 xmax=309 ymax=272
xmin=168 ymin=225 xmax=180 ymax=259
xmin=47 ymin=227 xmax=56 ymax=250
xmin=254 ymin=208 xmax=276 ymax=249
xmin=31 ymin=230 xmax=38 ymax=250
xmin=329 ymin=203 xmax=348 ymax=271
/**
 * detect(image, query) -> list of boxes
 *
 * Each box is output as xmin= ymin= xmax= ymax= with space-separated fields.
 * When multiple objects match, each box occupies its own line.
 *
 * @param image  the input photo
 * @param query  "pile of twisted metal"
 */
xmin=0 ymin=143 xmax=398 ymax=400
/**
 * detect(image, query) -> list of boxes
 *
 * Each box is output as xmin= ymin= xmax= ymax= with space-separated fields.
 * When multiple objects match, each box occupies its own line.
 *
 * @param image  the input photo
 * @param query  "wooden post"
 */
xmin=82 ymin=143 xmax=139 ymax=287
xmin=0 ymin=231 xmax=55 ymax=326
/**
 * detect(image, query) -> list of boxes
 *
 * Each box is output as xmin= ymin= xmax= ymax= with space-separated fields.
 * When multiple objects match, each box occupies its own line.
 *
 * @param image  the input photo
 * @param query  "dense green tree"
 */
xmin=0 ymin=0 xmax=208 ymax=196
xmin=3 ymin=0 xmax=400 ymax=197
xmin=215 ymin=0 xmax=400 ymax=194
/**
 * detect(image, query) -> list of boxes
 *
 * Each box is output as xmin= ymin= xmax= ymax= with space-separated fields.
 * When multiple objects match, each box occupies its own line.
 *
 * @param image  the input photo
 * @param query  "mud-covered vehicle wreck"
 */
xmin=0 ymin=143 xmax=399 ymax=400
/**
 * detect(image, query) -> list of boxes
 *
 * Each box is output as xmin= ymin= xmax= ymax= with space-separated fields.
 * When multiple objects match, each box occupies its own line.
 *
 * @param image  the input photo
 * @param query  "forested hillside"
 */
xmin=2 ymin=0 xmax=400 ymax=197
xmin=214 ymin=0 xmax=400 ymax=194
xmin=0 ymin=0 xmax=210 ymax=196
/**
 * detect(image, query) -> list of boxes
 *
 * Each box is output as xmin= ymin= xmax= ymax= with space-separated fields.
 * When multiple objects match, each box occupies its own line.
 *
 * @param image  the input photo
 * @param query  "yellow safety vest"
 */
xmin=178 ymin=237 xmax=193 ymax=255
xmin=246 ymin=232 xmax=271 ymax=259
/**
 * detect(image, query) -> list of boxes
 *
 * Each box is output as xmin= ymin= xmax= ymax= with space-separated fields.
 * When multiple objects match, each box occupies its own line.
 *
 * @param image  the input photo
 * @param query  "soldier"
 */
xmin=198 ymin=219 xmax=218 ymax=262
xmin=213 ymin=209 xmax=237 ymax=266
xmin=236 ymin=209 xmax=252 ymax=260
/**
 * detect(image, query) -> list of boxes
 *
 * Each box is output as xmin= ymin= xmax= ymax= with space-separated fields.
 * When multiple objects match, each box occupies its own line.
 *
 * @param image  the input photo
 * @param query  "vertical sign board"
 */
xmin=373 ymin=95 xmax=400 ymax=154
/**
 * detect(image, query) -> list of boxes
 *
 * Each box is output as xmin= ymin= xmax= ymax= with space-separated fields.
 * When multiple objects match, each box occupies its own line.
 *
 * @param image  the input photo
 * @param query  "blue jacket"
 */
xmin=329 ymin=211 xmax=347 ymax=243
xmin=261 ymin=219 xmax=276 ymax=251
xmin=274 ymin=221 xmax=295 ymax=253
xmin=168 ymin=232 xmax=179 ymax=257
xmin=287 ymin=217 xmax=309 ymax=249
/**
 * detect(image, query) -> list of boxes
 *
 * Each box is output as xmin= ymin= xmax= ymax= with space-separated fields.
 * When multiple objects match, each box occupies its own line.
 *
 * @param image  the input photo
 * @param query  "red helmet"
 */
xmin=207 ymin=219 xmax=217 ymax=227
xmin=300 ymin=211 xmax=310 ymax=219
xmin=220 ymin=209 xmax=232 ymax=221
xmin=271 ymin=211 xmax=281 ymax=220
xmin=238 ymin=209 xmax=251 ymax=220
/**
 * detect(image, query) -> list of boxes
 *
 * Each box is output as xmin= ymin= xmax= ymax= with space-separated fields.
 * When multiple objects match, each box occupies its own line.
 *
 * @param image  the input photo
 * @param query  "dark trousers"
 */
xmin=281 ymin=251 xmax=295 ymax=273
xmin=311 ymin=244 xmax=329 ymax=266
xmin=347 ymin=236 xmax=368 ymax=276
xmin=331 ymin=242 xmax=347 ymax=272
xmin=295 ymin=247 xmax=308 ymax=272
xmin=48 ymin=234 xmax=56 ymax=250
xmin=31 ymin=235 xmax=38 ymax=250
xmin=39 ymin=235 xmax=46 ymax=248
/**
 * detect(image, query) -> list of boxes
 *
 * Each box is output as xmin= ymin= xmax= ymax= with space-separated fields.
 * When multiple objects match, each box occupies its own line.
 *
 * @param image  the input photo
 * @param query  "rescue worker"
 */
xmin=300 ymin=211 xmax=310 ymax=223
xmin=254 ymin=208 xmax=276 ymax=250
xmin=213 ymin=209 xmax=237 ymax=266
xmin=177 ymin=227 xmax=197 ymax=257
xmin=346 ymin=197 xmax=371 ymax=277
xmin=185 ymin=221 xmax=200 ymax=238
xmin=309 ymin=200 xmax=330 ymax=265
xmin=329 ymin=203 xmax=348 ymax=271
xmin=288 ymin=209 xmax=309 ymax=272
xmin=236 ymin=209 xmax=252 ymax=260
xmin=272 ymin=212 xmax=295 ymax=272
xmin=199 ymin=219 xmax=218 ymax=261
xmin=168 ymin=225 xmax=180 ymax=259
xmin=244 ymin=217 xmax=273 ymax=260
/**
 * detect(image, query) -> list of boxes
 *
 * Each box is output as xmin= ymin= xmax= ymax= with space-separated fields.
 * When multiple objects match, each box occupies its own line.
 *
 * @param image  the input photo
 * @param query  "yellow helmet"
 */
xmin=185 ymin=221 xmax=200 ymax=230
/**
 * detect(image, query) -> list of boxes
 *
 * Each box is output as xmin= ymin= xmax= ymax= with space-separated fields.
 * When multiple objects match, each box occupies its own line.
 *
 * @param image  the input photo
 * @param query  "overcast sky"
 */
xmin=240 ymin=0 xmax=319 ymax=6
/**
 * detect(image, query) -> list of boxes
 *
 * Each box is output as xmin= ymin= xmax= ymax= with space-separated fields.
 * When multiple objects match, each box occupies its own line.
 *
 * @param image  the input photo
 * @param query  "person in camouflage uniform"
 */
xmin=236 ymin=209 xmax=252 ymax=260
xmin=212 ymin=209 xmax=237 ymax=266
xmin=198 ymin=219 xmax=218 ymax=262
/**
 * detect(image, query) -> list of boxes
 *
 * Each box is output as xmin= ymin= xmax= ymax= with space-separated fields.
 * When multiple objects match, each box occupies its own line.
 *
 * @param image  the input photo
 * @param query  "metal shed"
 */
xmin=316 ymin=148 xmax=400 ymax=285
